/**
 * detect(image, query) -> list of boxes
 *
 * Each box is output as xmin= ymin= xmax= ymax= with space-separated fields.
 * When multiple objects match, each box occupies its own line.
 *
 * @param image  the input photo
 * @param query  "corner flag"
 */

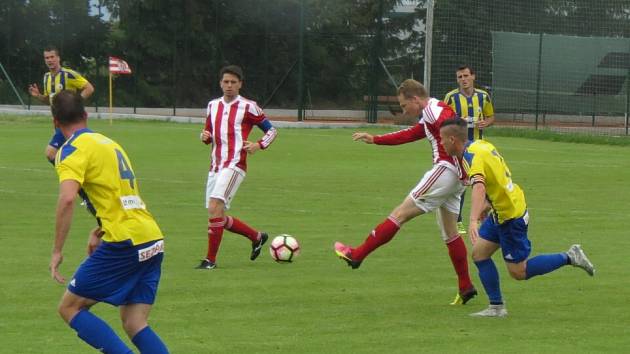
xmin=108 ymin=56 xmax=132 ymax=123
xmin=109 ymin=56 xmax=132 ymax=74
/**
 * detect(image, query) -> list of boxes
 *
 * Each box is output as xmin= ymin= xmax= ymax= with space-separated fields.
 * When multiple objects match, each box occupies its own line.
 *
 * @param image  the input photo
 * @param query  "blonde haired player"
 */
xmin=335 ymin=79 xmax=477 ymax=305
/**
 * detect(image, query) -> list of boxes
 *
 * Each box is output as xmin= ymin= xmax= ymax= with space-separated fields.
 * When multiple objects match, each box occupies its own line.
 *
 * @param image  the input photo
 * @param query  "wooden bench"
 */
xmin=363 ymin=95 xmax=402 ymax=115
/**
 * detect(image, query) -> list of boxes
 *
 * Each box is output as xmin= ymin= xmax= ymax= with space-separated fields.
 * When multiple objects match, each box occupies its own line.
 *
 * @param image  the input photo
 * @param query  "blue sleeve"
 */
xmin=257 ymin=119 xmax=273 ymax=133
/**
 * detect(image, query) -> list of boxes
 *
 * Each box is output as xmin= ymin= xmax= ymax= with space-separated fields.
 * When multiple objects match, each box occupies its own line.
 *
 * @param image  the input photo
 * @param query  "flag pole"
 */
xmin=109 ymin=69 xmax=113 ymax=125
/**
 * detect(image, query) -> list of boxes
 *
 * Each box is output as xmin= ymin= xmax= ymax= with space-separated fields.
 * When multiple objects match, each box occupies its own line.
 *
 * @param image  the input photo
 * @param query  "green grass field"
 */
xmin=1 ymin=115 xmax=628 ymax=353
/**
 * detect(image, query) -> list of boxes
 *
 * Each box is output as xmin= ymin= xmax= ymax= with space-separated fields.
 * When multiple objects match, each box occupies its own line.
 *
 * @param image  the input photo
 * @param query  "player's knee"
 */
xmin=388 ymin=212 xmax=405 ymax=225
xmin=122 ymin=318 xmax=147 ymax=337
xmin=471 ymin=249 xmax=487 ymax=262
xmin=208 ymin=200 xmax=225 ymax=217
xmin=57 ymin=302 xmax=79 ymax=324
xmin=508 ymin=267 xmax=527 ymax=280
xmin=391 ymin=203 xmax=421 ymax=224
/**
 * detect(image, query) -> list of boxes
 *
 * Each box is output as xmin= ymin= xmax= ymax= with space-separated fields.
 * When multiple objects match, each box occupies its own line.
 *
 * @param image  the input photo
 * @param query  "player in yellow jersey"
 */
xmin=444 ymin=65 xmax=495 ymax=240
xmin=439 ymin=118 xmax=595 ymax=317
xmin=49 ymin=91 xmax=168 ymax=353
xmin=28 ymin=46 xmax=94 ymax=162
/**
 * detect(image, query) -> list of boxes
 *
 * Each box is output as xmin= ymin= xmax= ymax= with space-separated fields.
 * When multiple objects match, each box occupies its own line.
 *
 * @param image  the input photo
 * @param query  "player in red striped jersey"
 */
xmin=196 ymin=65 xmax=277 ymax=270
xmin=335 ymin=79 xmax=477 ymax=305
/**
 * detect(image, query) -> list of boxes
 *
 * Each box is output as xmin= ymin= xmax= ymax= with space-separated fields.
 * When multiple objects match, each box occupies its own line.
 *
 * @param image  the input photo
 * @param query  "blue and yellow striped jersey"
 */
xmin=463 ymin=140 xmax=526 ymax=223
xmin=55 ymin=129 xmax=163 ymax=245
xmin=444 ymin=88 xmax=494 ymax=141
xmin=43 ymin=67 xmax=89 ymax=103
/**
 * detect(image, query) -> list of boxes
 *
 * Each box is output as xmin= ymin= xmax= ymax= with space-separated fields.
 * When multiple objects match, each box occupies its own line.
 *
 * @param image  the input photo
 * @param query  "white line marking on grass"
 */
xmin=0 ymin=188 xmax=57 ymax=197
xmin=139 ymin=177 xmax=198 ymax=184
xmin=511 ymin=160 xmax=627 ymax=169
xmin=0 ymin=166 xmax=51 ymax=173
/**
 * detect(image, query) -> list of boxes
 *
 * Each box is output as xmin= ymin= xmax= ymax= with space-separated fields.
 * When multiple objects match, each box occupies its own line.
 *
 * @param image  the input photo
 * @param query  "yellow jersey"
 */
xmin=444 ymin=88 xmax=494 ymax=141
xmin=43 ymin=67 xmax=89 ymax=103
xmin=55 ymin=129 xmax=163 ymax=245
xmin=463 ymin=140 xmax=526 ymax=223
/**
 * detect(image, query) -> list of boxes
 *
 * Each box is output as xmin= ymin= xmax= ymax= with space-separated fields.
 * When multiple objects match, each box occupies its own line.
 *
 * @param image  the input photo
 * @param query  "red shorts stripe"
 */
xmin=223 ymin=170 xmax=239 ymax=200
xmin=413 ymin=165 xmax=447 ymax=199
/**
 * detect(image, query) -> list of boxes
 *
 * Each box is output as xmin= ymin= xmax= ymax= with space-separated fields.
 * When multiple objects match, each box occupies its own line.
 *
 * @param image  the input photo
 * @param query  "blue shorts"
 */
xmin=48 ymin=128 xmax=66 ymax=149
xmin=68 ymin=239 xmax=164 ymax=306
xmin=479 ymin=211 xmax=531 ymax=263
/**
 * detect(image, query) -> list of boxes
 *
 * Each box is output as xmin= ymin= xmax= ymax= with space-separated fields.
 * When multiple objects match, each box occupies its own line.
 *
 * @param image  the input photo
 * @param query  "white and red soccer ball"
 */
xmin=269 ymin=234 xmax=300 ymax=262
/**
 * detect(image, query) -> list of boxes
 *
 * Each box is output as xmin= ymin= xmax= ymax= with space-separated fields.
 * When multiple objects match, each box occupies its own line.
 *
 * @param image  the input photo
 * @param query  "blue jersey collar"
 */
xmin=67 ymin=127 xmax=93 ymax=144
xmin=72 ymin=127 xmax=93 ymax=137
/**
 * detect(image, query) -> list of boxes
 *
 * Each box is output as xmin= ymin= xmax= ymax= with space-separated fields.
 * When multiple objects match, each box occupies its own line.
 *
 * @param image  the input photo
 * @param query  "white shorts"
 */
xmin=205 ymin=168 xmax=245 ymax=209
xmin=409 ymin=161 xmax=466 ymax=215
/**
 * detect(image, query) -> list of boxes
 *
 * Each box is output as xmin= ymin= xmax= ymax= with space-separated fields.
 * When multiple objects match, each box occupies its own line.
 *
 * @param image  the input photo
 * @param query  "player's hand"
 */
xmin=28 ymin=84 xmax=41 ymax=97
xmin=87 ymin=227 xmax=104 ymax=255
xmin=243 ymin=141 xmax=261 ymax=154
xmin=476 ymin=119 xmax=490 ymax=128
xmin=468 ymin=220 xmax=480 ymax=245
xmin=200 ymin=130 xmax=212 ymax=143
xmin=352 ymin=132 xmax=374 ymax=144
xmin=50 ymin=251 xmax=65 ymax=284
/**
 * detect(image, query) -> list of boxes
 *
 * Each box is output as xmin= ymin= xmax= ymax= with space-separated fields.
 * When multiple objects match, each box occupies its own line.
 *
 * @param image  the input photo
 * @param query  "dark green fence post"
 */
xmin=133 ymin=61 xmax=138 ymax=114
xmin=534 ymin=33 xmax=543 ymax=130
xmin=625 ymin=66 xmax=629 ymax=135
xmin=367 ymin=0 xmax=384 ymax=124
xmin=297 ymin=0 xmax=305 ymax=122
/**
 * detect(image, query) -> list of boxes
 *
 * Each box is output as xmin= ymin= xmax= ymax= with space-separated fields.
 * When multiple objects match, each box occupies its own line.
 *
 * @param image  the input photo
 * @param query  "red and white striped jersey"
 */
xmin=203 ymin=95 xmax=277 ymax=173
xmin=373 ymin=98 xmax=466 ymax=180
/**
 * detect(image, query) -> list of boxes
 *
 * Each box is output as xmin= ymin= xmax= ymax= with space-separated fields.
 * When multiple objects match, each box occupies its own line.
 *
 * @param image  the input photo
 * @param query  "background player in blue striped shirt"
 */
xmin=29 ymin=46 xmax=97 ymax=215
xmin=28 ymin=46 xmax=94 ymax=163
xmin=49 ymin=90 xmax=168 ymax=353
xmin=444 ymin=65 xmax=495 ymax=238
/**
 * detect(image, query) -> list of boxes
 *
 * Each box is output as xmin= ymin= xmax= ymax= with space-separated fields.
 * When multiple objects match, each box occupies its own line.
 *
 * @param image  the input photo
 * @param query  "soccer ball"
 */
xmin=269 ymin=234 xmax=300 ymax=262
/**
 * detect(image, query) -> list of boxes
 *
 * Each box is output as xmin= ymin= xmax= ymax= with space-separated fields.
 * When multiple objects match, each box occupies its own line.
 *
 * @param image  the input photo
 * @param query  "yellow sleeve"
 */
xmin=55 ymin=144 xmax=88 ymax=185
xmin=443 ymin=92 xmax=456 ymax=111
xmin=483 ymin=95 xmax=495 ymax=117
xmin=65 ymin=69 xmax=89 ymax=91
xmin=468 ymin=149 xmax=487 ymax=185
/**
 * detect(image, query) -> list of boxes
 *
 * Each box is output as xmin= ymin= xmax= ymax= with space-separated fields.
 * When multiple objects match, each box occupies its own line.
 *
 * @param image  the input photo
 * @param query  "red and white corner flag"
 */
xmin=109 ymin=56 xmax=132 ymax=74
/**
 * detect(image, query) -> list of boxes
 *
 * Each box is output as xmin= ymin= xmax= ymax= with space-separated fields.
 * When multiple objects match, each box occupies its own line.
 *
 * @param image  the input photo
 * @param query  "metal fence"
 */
xmin=0 ymin=0 xmax=423 ymax=122
xmin=1 ymin=0 xmax=629 ymax=135
xmin=426 ymin=0 xmax=630 ymax=135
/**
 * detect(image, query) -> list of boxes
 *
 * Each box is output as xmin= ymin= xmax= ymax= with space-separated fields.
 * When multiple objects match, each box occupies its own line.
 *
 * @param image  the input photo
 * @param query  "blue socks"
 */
xmin=69 ymin=310 xmax=133 ymax=354
xmin=70 ymin=310 xmax=169 ymax=354
xmin=525 ymin=253 xmax=569 ymax=279
xmin=474 ymin=259 xmax=503 ymax=305
xmin=132 ymin=326 xmax=169 ymax=354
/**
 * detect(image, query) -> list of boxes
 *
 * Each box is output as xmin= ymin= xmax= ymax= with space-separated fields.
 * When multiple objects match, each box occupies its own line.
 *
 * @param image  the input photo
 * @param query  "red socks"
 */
xmin=352 ymin=216 xmax=401 ymax=261
xmin=446 ymin=235 xmax=473 ymax=291
xmin=207 ymin=216 xmax=261 ymax=262
xmin=225 ymin=216 xmax=260 ymax=242
xmin=206 ymin=217 xmax=225 ymax=262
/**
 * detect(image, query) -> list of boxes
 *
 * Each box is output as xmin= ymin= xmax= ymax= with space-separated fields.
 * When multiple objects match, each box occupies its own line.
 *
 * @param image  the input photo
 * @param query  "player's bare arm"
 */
xmin=50 ymin=180 xmax=80 ymax=284
xmin=352 ymin=132 xmax=374 ymax=144
xmin=468 ymin=181 xmax=487 ymax=244
xmin=80 ymin=82 xmax=95 ymax=100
